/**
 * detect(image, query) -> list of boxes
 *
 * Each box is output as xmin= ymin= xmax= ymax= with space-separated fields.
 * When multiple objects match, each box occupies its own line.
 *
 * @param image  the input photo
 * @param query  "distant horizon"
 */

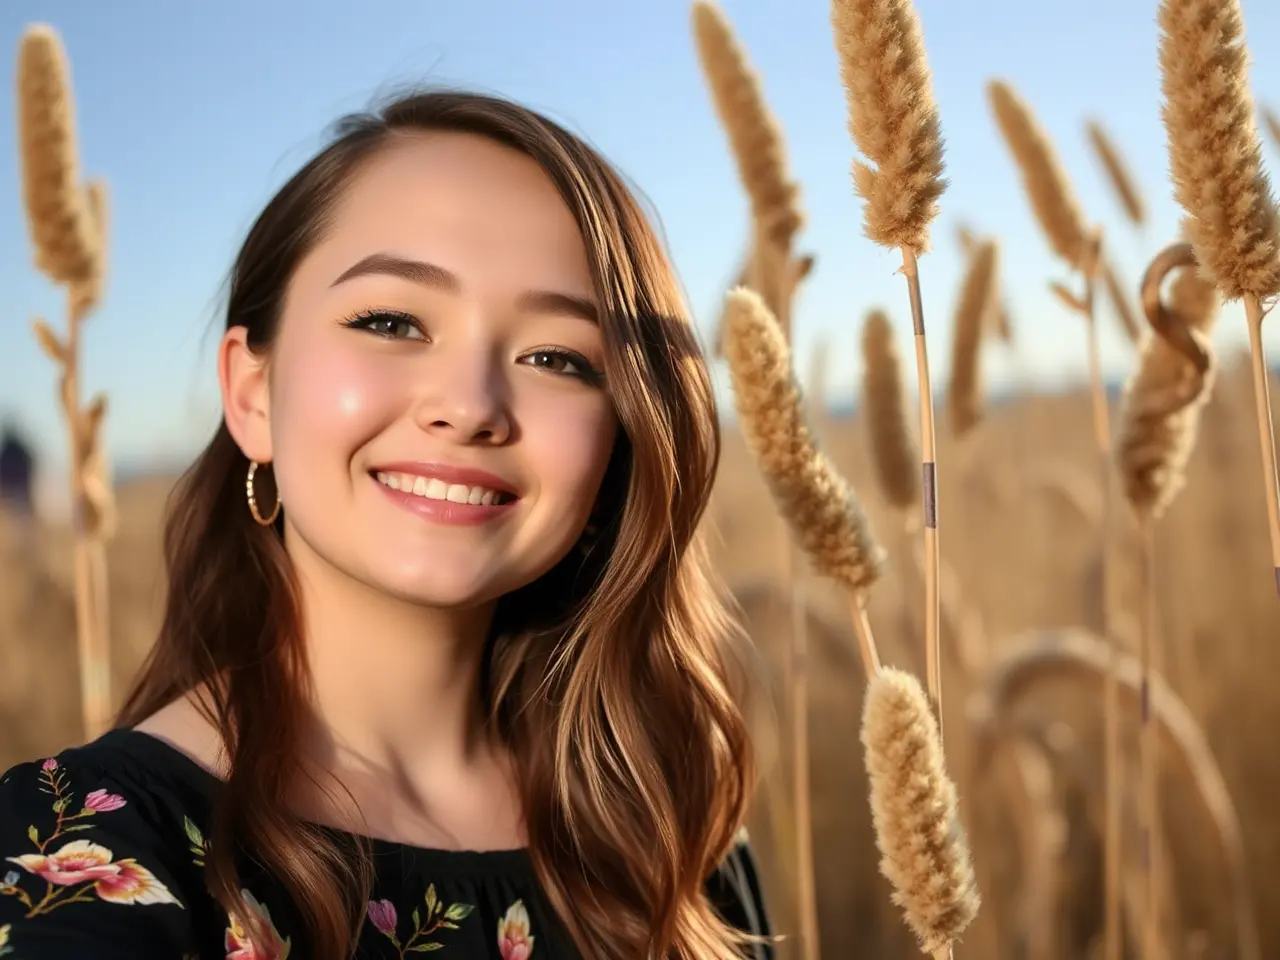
xmin=15 ymin=354 xmax=1270 ymax=522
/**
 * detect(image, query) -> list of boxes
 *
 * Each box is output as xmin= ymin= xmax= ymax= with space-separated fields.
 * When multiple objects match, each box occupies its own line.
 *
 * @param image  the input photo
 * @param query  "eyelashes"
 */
xmin=339 ymin=308 xmax=425 ymax=340
xmin=338 ymin=308 xmax=605 ymax=385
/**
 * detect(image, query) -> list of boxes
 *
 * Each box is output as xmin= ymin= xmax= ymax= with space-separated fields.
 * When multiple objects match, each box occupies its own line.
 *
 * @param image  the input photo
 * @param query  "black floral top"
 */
xmin=0 ymin=729 xmax=773 ymax=959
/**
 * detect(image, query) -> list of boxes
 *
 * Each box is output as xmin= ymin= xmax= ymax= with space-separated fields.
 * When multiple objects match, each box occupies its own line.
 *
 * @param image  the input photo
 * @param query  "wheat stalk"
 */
xmin=725 ymin=261 xmax=978 ymax=960
xmin=723 ymin=287 xmax=884 ymax=960
xmin=689 ymin=12 xmax=822 ymax=949
xmin=830 ymin=0 xmax=948 ymax=745
xmin=17 ymin=23 xmax=113 ymax=741
xmin=1158 ymin=0 xmax=1280 ymax=601
xmin=723 ymin=289 xmax=887 ymax=644
xmin=693 ymin=0 xmax=812 ymax=347
xmin=1086 ymin=120 xmax=1147 ymax=228
xmin=986 ymin=75 xmax=1124 ymax=960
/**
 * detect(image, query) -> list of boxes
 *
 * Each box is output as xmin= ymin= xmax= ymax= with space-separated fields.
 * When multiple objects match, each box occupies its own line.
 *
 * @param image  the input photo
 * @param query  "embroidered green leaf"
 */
xmin=60 ymin=824 xmax=94 ymax=833
xmin=443 ymin=902 xmax=474 ymax=921
xmin=183 ymin=816 xmax=205 ymax=849
xmin=412 ymin=906 xmax=420 ymax=929
xmin=441 ymin=921 xmax=458 ymax=929
xmin=407 ymin=944 xmax=445 ymax=952
xmin=424 ymin=883 xmax=437 ymax=916
xmin=26 ymin=826 xmax=37 ymax=845
xmin=51 ymin=799 xmax=67 ymax=814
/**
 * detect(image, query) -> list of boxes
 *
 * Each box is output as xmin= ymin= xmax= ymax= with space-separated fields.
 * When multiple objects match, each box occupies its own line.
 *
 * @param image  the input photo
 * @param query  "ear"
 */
xmin=218 ymin=326 xmax=273 ymax=463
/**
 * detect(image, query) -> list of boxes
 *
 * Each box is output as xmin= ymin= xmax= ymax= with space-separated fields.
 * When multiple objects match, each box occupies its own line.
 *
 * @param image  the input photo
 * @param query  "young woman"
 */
xmin=0 ymin=90 xmax=773 ymax=959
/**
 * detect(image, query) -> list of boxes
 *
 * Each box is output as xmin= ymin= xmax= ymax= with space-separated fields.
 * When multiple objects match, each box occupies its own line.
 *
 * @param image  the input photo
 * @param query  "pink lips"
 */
xmin=369 ymin=461 xmax=519 ymax=527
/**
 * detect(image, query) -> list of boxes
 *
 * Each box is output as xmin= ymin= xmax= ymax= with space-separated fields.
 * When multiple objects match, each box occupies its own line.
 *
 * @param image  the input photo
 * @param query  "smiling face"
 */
xmin=220 ymin=131 xmax=619 ymax=609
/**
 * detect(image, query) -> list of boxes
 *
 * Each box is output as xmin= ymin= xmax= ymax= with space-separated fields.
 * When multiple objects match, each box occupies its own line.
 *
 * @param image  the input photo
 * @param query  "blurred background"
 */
xmin=3 ymin=0 xmax=1279 ymax=956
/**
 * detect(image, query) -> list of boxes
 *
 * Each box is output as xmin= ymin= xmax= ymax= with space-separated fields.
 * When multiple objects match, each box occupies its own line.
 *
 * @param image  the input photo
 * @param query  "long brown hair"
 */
xmin=115 ymin=88 xmax=759 ymax=959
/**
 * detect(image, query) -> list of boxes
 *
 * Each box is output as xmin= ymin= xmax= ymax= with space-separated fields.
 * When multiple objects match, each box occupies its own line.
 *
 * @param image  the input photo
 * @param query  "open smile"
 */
xmin=368 ymin=462 xmax=520 ymax=526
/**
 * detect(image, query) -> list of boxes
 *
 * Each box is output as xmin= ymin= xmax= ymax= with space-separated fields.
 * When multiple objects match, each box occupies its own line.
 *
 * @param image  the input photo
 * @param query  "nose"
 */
xmin=411 ymin=349 xmax=512 ymax=445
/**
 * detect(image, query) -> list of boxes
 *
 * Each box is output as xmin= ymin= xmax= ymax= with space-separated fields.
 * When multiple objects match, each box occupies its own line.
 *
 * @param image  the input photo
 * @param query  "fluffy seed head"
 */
xmin=692 ymin=0 xmax=803 ymax=251
xmin=987 ymin=79 xmax=1091 ymax=273
xmin=861 ymin=309 xmax=920 ymax=512
xmin=70 ymin=178 xmax=110 ymax=320
xmin=830 ymin=0 xmax=946 ymax=251
xmin=1100 ymin=259 xmax=1142 ymax=343
xmin=956 ymin=225 xmax=1013 ymax=341
xmin=1158 ymin=0 xmax=1280 ymax=300
xmin=724 ymin=288 xmax=886 ymax=593
xmin=947 ymin=239 xmax=999 ymax=438
xmin=862 ymin=667 xmax=981 ymax=952
xmin=1086 ymin=120 xmax=1147 ymax=227
xmin=16 ymin=24 xmax=98 ymax=287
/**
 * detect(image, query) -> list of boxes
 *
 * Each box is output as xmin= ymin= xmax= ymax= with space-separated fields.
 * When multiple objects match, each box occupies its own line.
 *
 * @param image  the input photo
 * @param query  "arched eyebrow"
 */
xmin=331 ymin=252 xmax=599 ymax=324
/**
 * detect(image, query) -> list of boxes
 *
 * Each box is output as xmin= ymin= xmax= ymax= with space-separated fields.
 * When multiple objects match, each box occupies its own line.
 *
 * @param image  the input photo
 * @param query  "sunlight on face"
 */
xmin=264 ymin=131 xmax=618 ymax=607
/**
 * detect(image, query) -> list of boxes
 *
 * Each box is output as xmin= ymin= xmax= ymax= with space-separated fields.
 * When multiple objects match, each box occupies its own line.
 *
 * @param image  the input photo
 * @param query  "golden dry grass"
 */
xmin=7 ymin=357 xmax=1280 ymax=957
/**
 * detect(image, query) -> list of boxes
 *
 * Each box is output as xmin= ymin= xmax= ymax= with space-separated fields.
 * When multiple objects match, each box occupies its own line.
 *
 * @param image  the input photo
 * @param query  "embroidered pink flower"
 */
xmin=41 ymin=759 xmax=57 ymax=772
xmin=366 ymin=898 xmax=397 ymax=937
xmin=94 ymin=859 xmax=182 ymax=906
xmin=7 ymin=839 xmax=122 ymax=885
xmin=497 ymin=899 xmax=535 ymax=960
xmin=225 ymin=888 xmax=291 ymax=960
xmin=82 ymin=788 xmax=127 ymax=813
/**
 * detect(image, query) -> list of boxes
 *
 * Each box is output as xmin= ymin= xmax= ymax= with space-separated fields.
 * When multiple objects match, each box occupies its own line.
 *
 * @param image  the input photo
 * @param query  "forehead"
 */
xmin=305 ymin=130 xmax=593 ymax=294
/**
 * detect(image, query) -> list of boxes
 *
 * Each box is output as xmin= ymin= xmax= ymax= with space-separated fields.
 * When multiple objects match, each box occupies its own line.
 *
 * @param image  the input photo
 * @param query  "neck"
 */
xmin=285 ymin=531 xmax=502 ymax=798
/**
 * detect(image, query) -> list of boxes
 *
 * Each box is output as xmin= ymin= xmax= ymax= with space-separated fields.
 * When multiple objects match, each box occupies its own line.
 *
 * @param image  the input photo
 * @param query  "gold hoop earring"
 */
xmin=246 ymin=460 xmax=281 ymax=527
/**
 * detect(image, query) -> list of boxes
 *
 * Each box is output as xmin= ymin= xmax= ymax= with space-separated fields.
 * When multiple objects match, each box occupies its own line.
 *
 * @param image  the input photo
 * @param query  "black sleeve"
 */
xmin=704 ymin=829 xmax=775 ymax=960
xmin=0 ymin=755 xmax=197 ymax=959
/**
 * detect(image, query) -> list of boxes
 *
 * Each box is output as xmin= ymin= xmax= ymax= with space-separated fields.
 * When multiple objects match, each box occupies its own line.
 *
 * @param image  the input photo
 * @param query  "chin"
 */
xmin=372 ymin=563 xmax=513 ymax=610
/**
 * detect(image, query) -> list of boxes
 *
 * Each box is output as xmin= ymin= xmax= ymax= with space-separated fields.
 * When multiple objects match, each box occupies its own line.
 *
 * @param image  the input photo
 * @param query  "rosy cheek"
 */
xmin=272 ymin=340 xmax=398 ymax=453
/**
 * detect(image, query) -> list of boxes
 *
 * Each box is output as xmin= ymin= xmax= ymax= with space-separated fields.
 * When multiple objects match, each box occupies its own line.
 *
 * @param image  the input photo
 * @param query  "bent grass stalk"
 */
xmin=971 ymin=628 xmax=1261 ymax=960
xmin=1120 ymin=240 xmax=1220 ymax=954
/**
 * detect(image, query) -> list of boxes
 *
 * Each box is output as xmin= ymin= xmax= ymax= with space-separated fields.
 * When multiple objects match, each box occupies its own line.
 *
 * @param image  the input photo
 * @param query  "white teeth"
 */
xmin=375 ymin=472 xmax=507 ymax=506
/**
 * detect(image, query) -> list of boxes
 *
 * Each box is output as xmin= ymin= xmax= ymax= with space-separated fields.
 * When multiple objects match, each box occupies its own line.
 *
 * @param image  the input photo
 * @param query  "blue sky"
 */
xmin=1 ymin=0 xmax=1278 ymax=479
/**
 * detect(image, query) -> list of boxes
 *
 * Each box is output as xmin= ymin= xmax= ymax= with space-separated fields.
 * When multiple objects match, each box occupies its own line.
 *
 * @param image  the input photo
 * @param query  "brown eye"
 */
xmin=341 ymin=309 xmax=426 ymax=340
xmin=518 ymin=348 xmax=604 ymax=385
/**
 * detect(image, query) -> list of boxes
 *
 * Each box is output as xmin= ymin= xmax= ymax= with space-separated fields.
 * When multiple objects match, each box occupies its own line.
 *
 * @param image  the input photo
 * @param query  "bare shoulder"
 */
xmin=130 ymin=685 xmax=229 ymax=781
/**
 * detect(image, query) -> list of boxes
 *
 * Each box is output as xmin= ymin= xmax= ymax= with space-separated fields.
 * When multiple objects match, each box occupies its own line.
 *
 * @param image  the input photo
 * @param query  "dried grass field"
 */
xmin=5 ymin=363 xmax=1280 ymax=958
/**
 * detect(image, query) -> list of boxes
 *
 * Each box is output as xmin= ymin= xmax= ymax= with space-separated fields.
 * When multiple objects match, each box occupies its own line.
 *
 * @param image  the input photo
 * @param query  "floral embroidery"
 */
xmin=367 ymin=882 xmax=475 ymax=956
xmin=0 ymin=922 xmax=11 ymax=958
xmin=184 ymin=815 xmax=207 ymax=867
xmin=498 ymin=899 xmax=534 ymax=959
xmin=0 ymin=759 xmax=182 ymax=919
xmin=225 ymin=888 xmax=291 ymax=959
